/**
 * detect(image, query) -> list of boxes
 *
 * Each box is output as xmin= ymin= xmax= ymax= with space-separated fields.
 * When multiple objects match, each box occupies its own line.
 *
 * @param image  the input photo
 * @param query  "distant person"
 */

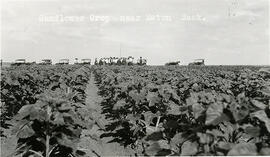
xmin=139 ymin=57 xmax=143 ymax=65
xmin=94 ymin=58 xmax=98 ymax=65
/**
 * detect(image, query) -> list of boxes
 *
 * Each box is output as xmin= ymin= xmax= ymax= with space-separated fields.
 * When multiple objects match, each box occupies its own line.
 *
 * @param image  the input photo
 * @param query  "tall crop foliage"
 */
xmin=93 ymin=66 xmax=270 ymax=156
xmin=1 ymin=65 xmax=93 ymax=157
xmin=11 ymin=90 xmax=93 ymax=157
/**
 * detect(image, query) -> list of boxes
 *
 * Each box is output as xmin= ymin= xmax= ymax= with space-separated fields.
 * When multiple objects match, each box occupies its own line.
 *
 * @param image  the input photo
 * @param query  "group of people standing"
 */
xmin=94 ymin=56 xmax=147 ymax=66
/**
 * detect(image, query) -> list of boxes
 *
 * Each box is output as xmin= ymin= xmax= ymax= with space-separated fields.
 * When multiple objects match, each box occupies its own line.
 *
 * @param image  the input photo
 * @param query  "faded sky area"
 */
xmin=1 ymin=0 xmax=269 ymax=65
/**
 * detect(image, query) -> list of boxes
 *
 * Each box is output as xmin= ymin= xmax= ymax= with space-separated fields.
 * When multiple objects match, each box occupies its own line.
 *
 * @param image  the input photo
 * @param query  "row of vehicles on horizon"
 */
xmin=6 ymin=56 xmax=148 ymax=66
xmin=2 ymin=57 xmax=205 ymax=67
xmin=7 ymin=59 xmax=91 ymax=66
xmin=165 ymin=59 xmax=205 ymax=66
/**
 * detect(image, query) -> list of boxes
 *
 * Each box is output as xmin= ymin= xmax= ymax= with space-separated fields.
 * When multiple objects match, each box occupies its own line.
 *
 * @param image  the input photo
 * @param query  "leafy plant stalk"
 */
xmin=155 ymin=116 xmax=161 ymax=130
xmin=46 ymin=104 xmax=51 ymax=157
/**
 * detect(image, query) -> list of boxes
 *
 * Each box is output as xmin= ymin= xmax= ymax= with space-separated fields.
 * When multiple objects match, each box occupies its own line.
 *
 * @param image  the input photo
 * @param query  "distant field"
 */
xmin=1 ymin=65 xmax=270 ymax=156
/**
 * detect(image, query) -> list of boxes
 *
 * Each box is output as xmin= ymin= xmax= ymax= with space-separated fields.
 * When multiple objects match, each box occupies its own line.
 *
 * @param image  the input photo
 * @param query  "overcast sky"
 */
xmin=1 ymin=0 xmax=269 ymax=65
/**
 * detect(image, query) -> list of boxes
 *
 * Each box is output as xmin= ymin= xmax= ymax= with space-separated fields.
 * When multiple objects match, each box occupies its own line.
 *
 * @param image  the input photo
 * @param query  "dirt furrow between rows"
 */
xmin=78 ymin=73 xmax=134 ymax=156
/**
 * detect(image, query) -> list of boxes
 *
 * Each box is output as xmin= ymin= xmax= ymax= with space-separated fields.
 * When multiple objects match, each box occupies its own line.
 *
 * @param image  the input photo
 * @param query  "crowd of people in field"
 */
xmin=94 ymin=56 xmax=147 ymax=65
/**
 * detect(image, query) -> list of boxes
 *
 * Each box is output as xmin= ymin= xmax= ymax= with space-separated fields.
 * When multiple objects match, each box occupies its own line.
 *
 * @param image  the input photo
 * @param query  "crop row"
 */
xmin=1 ymin=65 xmax=94 ymax=157
xmin=93 ymin=65 xmax=270 ymax=156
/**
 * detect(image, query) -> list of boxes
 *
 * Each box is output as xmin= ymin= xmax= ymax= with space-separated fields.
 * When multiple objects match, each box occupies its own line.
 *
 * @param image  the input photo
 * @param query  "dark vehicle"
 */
xmin=81 ymin=59 xmax=91 ymax=65
xmin=56 ymin=59 xmax=69 ymax=65
xmin=188 ymin=59 xmax=205 ymax=66
xmin=11 ymin=59 xmax=36 ymax=66
xmin=11 ymin=59 xmax=26 ymax=66
xmin=39 ymin=59 xmax=52 ymax=65
xmin=165 ymin=61 xmax=180 ymax=66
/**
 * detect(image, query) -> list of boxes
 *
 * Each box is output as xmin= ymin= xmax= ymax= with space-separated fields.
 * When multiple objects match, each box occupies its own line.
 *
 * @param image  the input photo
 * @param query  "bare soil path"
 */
xmin=78 ymin=73 xmax=134 ymax=156
xmin=1 ymin=73 xmax=134 ymax=157
xmin=0 ymin=129 xmax=17 ymax=157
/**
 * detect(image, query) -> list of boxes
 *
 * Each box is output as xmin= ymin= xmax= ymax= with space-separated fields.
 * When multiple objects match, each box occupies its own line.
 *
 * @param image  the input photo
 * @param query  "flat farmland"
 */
xmin=1 ymin=65 xmax=270 ymax=156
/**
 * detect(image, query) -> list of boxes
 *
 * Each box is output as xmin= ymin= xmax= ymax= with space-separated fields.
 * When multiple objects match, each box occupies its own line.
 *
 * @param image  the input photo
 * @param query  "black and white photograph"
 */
xmin=1 ymin=0 xmax=270 ymax=156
